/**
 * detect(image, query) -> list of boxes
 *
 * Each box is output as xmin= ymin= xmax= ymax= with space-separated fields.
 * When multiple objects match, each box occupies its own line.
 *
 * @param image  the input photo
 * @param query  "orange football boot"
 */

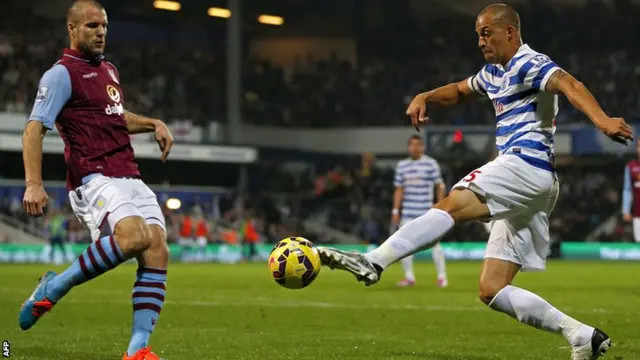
xmin=123 ymin=347 xmax=162 ymax=360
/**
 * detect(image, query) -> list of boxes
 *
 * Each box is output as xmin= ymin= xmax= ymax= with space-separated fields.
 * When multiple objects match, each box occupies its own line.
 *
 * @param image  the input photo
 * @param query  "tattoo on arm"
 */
xmin=545 ymin=70 xmax=568 ymax=93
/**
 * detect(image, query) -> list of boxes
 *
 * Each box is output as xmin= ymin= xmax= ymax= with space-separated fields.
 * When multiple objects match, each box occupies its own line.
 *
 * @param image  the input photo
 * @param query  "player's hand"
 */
xmin=598 ymin=117 xmax=634 ymax=145
xmin=406 ymin=93 xmax=429 ymax=131
xmin=623 ymin=213 xmax=633 ymax=223
xmin=153 ymin=120 xmax=174 ymax=162
xmin=23 ymin=184 xmax=48 ymax=217
xmin=391 ymin=213 xmax=400 ymax=227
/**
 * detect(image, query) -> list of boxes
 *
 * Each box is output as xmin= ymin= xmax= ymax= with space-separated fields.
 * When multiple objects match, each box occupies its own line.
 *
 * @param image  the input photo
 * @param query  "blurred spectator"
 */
xmin=2 ymin=2 xmax=640 ymax=128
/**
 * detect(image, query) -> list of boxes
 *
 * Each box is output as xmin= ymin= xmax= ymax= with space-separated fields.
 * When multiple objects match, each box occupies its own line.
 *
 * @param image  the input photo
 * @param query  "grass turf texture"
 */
xmin=0 ymin=261 xmax=639 ymax=360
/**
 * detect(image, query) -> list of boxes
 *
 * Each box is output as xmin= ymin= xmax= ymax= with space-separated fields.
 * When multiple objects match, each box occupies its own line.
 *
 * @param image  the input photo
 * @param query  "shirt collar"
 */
xmin=503 ymin=43 xmax=531 ymax=72
xmin=63 ymin=48 xmax=105 ymax=64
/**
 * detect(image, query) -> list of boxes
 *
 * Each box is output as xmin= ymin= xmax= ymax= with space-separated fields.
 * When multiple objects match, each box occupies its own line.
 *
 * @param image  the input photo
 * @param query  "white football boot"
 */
xmin=571 ymin=328 xmax=611 ymax=360
xmin=316 ymin=247 xmax=381 ymax=286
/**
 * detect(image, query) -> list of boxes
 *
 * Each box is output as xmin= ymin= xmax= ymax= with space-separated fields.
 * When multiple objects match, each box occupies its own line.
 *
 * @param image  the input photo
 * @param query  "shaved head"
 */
xmin=67 ymin=0 xmax=105 ymax=25
xmin=478 ymin=3 xmax=520 ymax=32
xmin=475 ymin=3 xmax=522 ymax=65
xmin=66 ymin=0 xmax=108 ymax=58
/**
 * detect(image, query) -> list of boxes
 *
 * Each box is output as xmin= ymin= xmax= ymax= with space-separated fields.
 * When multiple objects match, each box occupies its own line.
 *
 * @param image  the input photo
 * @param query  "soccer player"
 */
xmin=316 ymin=4 xmax=632 ymax=359
xmin=45 ymin=207 xmax=69 ymax=264
xmin=622 ymin=141 xmax=640 ymax=242
xmin=392 ymin=135 xmax=447 ymax=287
xmin=18 ymin=2 xmax=174 ymax=359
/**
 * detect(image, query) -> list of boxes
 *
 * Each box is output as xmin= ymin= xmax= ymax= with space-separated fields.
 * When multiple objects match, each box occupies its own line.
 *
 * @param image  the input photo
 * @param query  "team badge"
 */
xmin=108 ymin=68 xmax=119 ymax=84
xmin=106 ymin=85 xmax=121 ymax=102
xmin=94 ymin=195 xmax=107 ymax=210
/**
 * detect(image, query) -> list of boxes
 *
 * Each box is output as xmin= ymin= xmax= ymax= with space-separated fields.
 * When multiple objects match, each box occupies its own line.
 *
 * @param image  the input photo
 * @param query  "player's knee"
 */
xmin=113 ymin=216 xmax=152 ymax=255
xmin=433 ymin=189 xmax=489 ymax=223
xmin=478 ymin=281 xmax=503 ymax=305
xmin=148 ymin=225 xmax=169 ymax=262
xmin=432 ymin=190 xmax=467 ymax=217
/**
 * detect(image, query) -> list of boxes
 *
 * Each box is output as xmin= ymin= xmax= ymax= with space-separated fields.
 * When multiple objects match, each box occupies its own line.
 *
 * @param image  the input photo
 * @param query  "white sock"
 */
xmin=365 ymin=209 xmax=454 ymax=269
xmin=489 ymin=285 xmax=594 ymax=347
xmin=432 ymin=243 xmax=447 ymax=279
xmin=400 ymin=255 xmax=415 ymax=281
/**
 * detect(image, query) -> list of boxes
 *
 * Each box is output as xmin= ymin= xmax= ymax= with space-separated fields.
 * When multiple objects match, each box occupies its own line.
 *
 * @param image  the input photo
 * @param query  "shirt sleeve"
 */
xmin=393 ymin=163 xmax=404 ymax=188
xmin=433 ymin=161 xmax=444 ymax=185
xmin=520 ymin=54 xmax=561 ymax=91
xmin=467 ymin=65 xmax=490 ymax=97
xmin=28 ymin=64 xmax=71 ymax=130
xmin=623 ymin=164 xmax=633 ymax=215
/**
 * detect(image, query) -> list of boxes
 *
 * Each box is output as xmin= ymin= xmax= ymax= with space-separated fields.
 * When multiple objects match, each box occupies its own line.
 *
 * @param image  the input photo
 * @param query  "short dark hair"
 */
xmin=478 ymin=3 xmax=521 ymax=32
xmin=67 ymin=0 xmax=105 ymax=24
xmin=407 ymin=134 xmax=423 ymax=144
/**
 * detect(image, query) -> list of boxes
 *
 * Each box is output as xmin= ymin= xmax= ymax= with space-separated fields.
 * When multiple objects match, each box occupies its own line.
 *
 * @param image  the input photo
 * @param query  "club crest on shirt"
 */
xmin=108 ymin=68 xmax=119 ymax=84
xmin=106 ymin=85 xmax=121 ymax=103
xmin=94 ymin=195 xmax=107 ymax=210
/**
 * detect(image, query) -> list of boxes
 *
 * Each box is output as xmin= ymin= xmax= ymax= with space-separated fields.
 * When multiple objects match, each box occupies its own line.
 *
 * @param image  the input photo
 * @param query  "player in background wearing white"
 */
xmin=392 ymin=135 xmax=447 ymax=287
xmin=317 ymin=4 xmax=633 ymax=359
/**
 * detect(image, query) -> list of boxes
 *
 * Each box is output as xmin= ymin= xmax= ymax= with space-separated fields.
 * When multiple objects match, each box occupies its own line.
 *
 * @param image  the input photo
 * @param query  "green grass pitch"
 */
xmin=0 ymin=261 xmax=639 ymax=359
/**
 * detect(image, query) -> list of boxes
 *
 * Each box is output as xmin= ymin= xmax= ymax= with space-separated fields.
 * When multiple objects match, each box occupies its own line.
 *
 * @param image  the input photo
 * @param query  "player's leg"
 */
xmin=431 ymin=243 xmax=447 ymax=287
xmin=397 ymin=255 xmax=415 ymax=286
xmin=318 ymin=187 xmax=489 ymax=285
xmin=318 ymin=155 xmax=556 ymax=288
xmin=53 ymin=237 xmax=65 ymax=264
xmin=19 ymin=177 xmax=154 ymax=330
xmin=124 ymin=179 xmax=169 ymax=358
xmin=633 ymin=218 xmax=640 ymax=243
xmin=395 ymin=218 xmax=416 ymax=286
xmin=47 ymin=237 xmax=57 ymax=263
xmin=481 ymin=259 xmax=611 ymax=359
xmin=482 ymin=215 xmax=611 ymax=360
xmin=126 ymin=224 xmax=168 ymax=358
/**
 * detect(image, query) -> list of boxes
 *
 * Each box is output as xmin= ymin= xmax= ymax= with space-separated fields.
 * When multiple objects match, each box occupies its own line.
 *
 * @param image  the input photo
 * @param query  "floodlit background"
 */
xmin=1 ymin=1 xmax=640 ymax=358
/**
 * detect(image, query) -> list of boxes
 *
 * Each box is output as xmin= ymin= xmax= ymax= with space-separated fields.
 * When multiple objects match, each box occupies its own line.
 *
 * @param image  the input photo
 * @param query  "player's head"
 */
xmin=407 ymin=134 xmax=424 ymax=159
xmin=475 ymin=3 xmax=522 ymax=65
xmin=67 ymin=0 xmax=108 ymax=57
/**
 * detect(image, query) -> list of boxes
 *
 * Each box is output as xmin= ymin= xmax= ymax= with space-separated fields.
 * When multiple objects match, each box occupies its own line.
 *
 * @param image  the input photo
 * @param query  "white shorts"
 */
xmin=633 ymin=218 xmax=640 ymax=243
xmin=68 ymin=175 xmax=166 ymax=242
xmin=452 ymin=155 xmax=559 ymax=272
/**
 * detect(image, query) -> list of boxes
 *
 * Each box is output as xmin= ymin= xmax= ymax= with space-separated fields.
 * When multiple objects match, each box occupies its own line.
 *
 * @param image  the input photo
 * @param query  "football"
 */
xmin=268 ymin=237 xmax=321 ymax=289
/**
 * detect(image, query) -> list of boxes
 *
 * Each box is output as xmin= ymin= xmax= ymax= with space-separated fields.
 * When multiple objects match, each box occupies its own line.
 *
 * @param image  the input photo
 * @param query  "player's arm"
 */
xmin=435 ymin=183 xmax=446 ymax=202
xmin=23 ymin=65 xmax=71 ymax=216
xmin=123 ymin=111 xmax=162 ymax=134
xmin=407 ymin=67 xmax=488 ymax=129
xmin=434 ymin=162 xmax=446 ymax=202
xmin=423 ymin=79 xmax=478 ymax=107
xmin=622 ymin=164 xmax=633 ymax=221
xmin=392 ymin=165 xmax=404 ymax=224
xmin=392 ymin=186 xmax=403 ymax=215
xmin=407 ymin=79 xmax=478 ymax=127
xmin=545 ymin=69 xmax=633 ymax=144
xmin=23 ymin=121 xmax=47 ymax=188
xmin=124 ymin=110 xmax=174 ymax=162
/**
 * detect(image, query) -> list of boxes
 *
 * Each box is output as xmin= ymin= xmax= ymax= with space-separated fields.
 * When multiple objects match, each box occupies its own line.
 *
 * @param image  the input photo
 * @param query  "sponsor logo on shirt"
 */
xmin=104 ymin=85 xmax=124 ymax=115
xmin=105 ymin=103 xmax=124 ymax=115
